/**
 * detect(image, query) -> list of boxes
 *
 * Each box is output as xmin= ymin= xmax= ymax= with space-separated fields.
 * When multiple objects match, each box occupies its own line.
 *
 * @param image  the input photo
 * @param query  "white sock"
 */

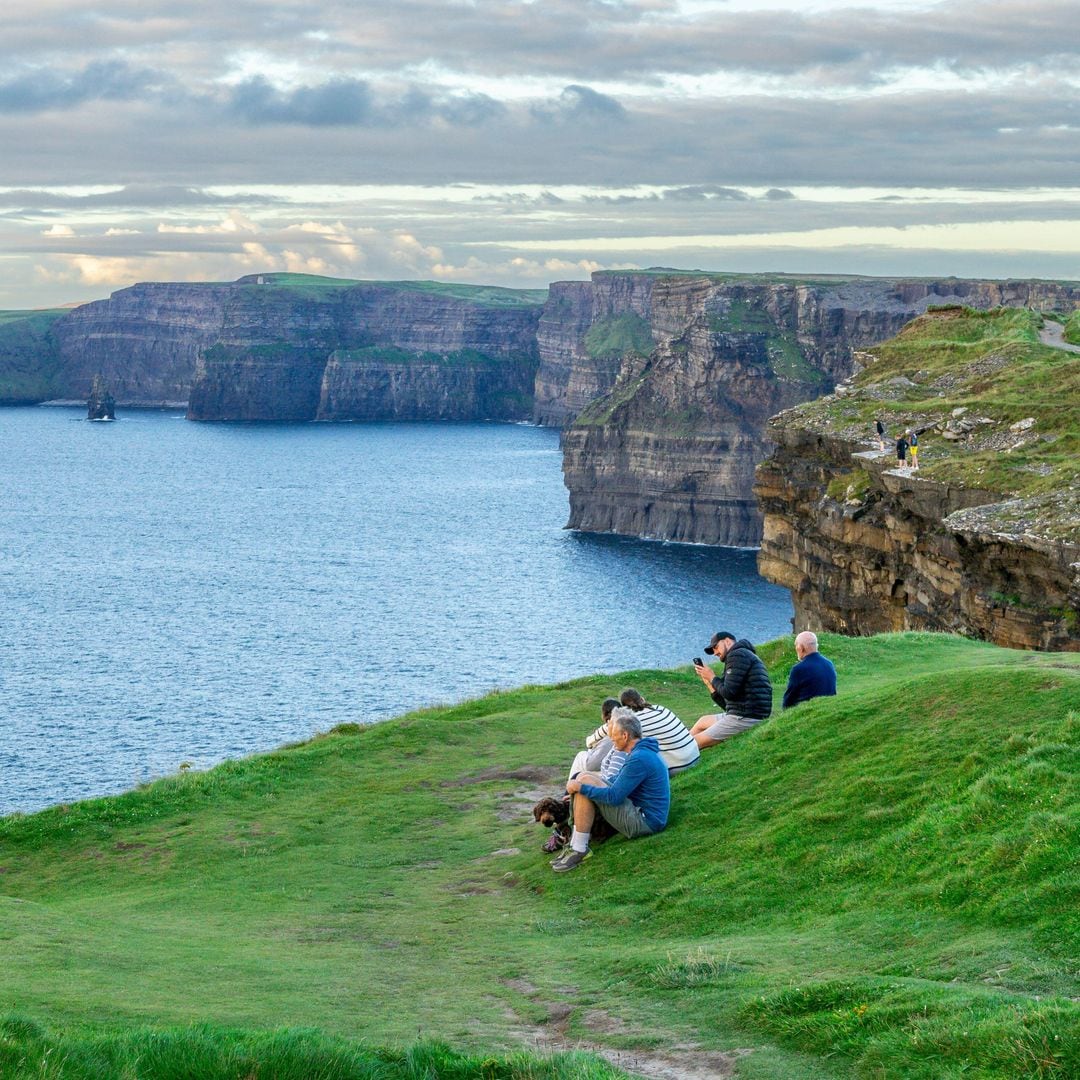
xmin=570 ymin=830 xmax=590 ymax=853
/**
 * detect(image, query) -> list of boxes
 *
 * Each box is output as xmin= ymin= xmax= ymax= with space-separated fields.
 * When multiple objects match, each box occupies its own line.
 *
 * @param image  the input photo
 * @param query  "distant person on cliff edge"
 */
xmin=782 ymin=631 xmax=837 ymax=710
xmin=875 ymin=417 xmax=886 ymax=451
xmin=555 ymin=708 xmax=669 ymax=872
xmin=908 ymin=429 xmax=919 ymax=470
xmin=690 ymin=631 xmax=773 ymax=748
xmin=896 ymin=432 xmax=909 ymax=469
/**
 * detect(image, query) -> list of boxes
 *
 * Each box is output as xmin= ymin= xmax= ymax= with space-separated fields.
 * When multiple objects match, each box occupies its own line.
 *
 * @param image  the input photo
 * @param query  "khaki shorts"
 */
xmin=700 ymin=711 xmax=764 ymax=742
xmin=596 ymin=798 xmax=655 ymax=839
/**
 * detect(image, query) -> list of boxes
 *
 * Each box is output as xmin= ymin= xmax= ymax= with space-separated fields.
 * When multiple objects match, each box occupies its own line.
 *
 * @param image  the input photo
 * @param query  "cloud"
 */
xmin=227 ymin=75 xmax=505 ymax=127
xmin=0 ymin=60 xmax=161 ymax=113
xmin=530 ymin=84 xmax=626 ymax=124
xmin=0 ymin=185 xmax=282 ymax=211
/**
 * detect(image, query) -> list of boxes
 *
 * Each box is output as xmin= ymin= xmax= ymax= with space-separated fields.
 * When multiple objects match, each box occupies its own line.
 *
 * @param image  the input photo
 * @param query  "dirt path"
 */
xmin=1039 ymin=319 xmax=1080 ymax=354
xmin=504 ymin=981 xmax=751 ymax=1079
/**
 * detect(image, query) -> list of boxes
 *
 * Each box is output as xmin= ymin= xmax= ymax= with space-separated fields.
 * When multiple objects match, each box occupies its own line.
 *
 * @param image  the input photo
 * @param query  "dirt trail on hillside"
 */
xmin=504 ymin=982 xmax=751 ymax=1079
xmin=1039 ymin=320 xmax=1080 ymax=354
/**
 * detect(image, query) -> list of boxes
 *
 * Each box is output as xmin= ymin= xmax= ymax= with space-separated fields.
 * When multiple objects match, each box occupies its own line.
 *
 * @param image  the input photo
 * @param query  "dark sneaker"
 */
xmin=551 ymin=848 xmax=592 ymax=872
xmin=542 ymin=830 xmax=568 ymax=854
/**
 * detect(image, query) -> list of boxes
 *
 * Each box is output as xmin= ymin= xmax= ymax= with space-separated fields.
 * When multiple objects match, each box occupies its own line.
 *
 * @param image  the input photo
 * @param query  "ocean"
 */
xmin=0 ymin=406 xmax=793 ymax=814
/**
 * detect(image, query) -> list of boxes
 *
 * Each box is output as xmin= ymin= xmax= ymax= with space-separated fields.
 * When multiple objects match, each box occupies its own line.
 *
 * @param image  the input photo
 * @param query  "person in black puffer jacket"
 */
xmin=690 ymin=630 xmax=773 ymax=749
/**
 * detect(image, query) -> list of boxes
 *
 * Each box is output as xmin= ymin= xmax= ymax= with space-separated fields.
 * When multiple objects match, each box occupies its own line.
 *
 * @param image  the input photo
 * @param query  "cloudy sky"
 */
xmin=2 ymin=0 xmax=1079 ymax=307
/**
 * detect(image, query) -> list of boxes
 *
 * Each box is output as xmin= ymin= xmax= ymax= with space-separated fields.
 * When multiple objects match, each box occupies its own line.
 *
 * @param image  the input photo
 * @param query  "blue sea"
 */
xmin=0 ymin=407 xmax=793 ymax=815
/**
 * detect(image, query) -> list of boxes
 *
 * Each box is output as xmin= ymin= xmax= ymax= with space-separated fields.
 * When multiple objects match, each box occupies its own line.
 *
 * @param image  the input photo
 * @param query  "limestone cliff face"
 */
xmin=754 ymin=303 xmax=1080 ymax=650
xmin=553 ymin=273 xmax=1080 ymax=546
xmin=52 ymin=283 xmax=236 ymax=405
xmin=755 ymin=426 xmax=1080 ymax=651
xmin=186 ymin=283 xmax=541 ymax=421
xmin=533 ymin=277 xmax=656 ymax=426
xmin=317 ymin=351 xmax=535 ymax=421
xmin=20 ymin=275 xmax=542 ymax=418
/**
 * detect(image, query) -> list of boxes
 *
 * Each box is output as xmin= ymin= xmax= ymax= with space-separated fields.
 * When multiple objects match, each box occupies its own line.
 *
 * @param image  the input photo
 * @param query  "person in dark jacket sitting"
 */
xmin=782 ymin=631 xmax=837 ymax=709
xmin=690 ymin=631 xmax=773 ymax=748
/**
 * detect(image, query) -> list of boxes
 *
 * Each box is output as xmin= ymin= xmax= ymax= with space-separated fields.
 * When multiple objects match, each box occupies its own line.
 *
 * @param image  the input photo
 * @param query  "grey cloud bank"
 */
xmin=0 ymin=0 xmax=1077 ymax=306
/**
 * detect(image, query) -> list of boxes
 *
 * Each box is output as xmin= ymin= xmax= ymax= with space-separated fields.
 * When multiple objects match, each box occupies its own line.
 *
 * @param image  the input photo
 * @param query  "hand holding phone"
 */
xmin=693 ymin=657 xmax=704 ymax=667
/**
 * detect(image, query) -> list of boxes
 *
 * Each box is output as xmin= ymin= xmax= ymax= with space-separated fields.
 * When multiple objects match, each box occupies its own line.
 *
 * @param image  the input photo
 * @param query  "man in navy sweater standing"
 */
xmin=782 ymin=631 xmax=837 ymax=709
xmin=554 ymin=707 xmax=670 ymax=872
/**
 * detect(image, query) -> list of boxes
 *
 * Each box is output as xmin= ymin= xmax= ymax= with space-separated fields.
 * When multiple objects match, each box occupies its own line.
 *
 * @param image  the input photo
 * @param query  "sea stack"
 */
xmin=87 ymin=374 xmax=116 ymax=420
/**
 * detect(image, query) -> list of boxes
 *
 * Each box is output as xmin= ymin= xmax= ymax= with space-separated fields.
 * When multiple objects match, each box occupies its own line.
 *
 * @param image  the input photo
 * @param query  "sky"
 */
xmin=2 ymin=0 xmax=1079 ymax=308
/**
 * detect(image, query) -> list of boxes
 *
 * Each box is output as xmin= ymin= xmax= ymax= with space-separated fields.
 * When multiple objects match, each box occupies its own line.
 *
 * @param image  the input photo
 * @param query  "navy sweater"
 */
xmin=782 ymin=651 xmax=837 ymax=709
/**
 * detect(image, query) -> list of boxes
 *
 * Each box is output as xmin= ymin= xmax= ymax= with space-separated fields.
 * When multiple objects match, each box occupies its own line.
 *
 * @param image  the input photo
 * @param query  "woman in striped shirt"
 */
xmin=586 ymin=687 xmax=700 ymax=774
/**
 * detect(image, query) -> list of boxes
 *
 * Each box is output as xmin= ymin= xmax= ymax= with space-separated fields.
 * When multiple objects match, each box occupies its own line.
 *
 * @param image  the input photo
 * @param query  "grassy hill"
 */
xmin=1 ymin=633 xmax=1077 ymax=1078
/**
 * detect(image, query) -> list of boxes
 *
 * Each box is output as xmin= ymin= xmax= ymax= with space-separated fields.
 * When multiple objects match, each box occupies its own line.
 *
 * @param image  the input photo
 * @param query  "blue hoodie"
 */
xmin=578 ymin=736 xmax=670 ymax=833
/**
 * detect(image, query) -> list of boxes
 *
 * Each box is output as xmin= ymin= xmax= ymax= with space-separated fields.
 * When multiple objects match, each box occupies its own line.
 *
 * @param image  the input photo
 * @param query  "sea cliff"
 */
xmin=755 ymin=306 xmax=1080 ymax=650
xmin=2 ymin=274 xmax=545 ymax=420
xmin=551 ymin=272 xmax=1080 ymax=547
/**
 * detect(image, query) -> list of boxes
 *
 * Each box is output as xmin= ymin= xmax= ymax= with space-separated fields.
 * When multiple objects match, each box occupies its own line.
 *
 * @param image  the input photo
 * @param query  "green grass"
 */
xmin=1064 ymin=310 xmax=1080 ymax=346
xmin=0 ymin=1017 xmax=623 ymax=1079
xmin=2 ymin=633 xmax=1078 ymax=1078
xmin=583 ymin=313 xmax=654 ymax=361
xmin=0 ymin=308 xmax=70 ymax=326
xmin=239 ymin=274 xmax=547 ymax=308
xmin=333 ymin=346 xmax=520 ymax=366
xmin=0 ymin=309 xmax=67 ymax=401
xmin=709 ymin=299 xmax=826 ymax=385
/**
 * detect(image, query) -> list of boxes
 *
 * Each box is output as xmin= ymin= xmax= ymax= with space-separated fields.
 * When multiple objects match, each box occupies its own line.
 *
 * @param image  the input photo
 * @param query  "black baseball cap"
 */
xmin=704 ymin=630 xmax=736 ymax=655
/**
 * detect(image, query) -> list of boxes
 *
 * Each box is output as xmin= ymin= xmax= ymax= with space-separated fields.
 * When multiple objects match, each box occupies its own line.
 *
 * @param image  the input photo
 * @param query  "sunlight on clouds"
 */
xmin=490 ymin=219 xmax=1080 ymax=255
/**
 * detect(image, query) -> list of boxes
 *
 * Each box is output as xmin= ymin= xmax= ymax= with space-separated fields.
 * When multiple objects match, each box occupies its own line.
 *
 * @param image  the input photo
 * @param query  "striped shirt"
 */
xmin=588 ymin=703 xmax=700 ymax=772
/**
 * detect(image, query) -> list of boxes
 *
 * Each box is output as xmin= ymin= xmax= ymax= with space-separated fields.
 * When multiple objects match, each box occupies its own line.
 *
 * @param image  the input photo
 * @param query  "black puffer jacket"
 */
xmin=710 ymin=639 xmax=773 ymax=719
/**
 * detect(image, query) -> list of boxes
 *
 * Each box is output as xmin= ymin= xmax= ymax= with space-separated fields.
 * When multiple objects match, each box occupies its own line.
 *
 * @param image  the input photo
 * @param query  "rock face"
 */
xmin=21 ymin=275 xmax=543 ymax=419
xmin=756 ymin=427 xmax=1080 ymax=650
xmin=551 ymin=273 xmax=1080 ymax=546
xmin=86 ymin=374 xmax=116 ymax=420
xmin=754 ymin=304 xmax=1080 ymax=650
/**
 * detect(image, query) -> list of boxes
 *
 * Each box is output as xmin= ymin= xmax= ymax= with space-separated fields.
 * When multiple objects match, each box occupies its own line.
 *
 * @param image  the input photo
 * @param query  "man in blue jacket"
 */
xmin=782 ymin=631 xmax=837 ymax=709
xmin=553 ymin=707 xmax=670 ymax=872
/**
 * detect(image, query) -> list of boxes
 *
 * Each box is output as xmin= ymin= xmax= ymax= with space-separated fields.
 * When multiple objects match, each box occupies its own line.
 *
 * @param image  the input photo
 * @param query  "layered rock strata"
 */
xmin=553 ymin=273 xmax=1080 ymax=546
xmin=754 ymin=307 xmax=1080 ymax=650
xmin=756 ymin=429 xmax=1079 ymax=650
xmin=16 ymin=275 xmax=543 ymax=419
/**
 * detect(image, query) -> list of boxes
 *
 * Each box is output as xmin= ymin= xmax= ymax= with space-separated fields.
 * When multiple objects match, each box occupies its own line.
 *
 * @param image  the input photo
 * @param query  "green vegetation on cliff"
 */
xmin=2 ymin=634 xmax=1077 ymax=1078
xmin=239 ymin=273 xmax=547 ymax=308
xmin=709 ymin=299 xmax=826 ymax=385
xmin=785 ymin=306 xmax=1080 ymax=525
xmin=334 ymin=345 xmax=524 ymax=366
xmin=583 ymin=312 xmax=654 ymax=360
xmin=0 ymin=308 xmax=67 ymax=401
xmin=1065 ymin=309 xmax=1080 ymax=346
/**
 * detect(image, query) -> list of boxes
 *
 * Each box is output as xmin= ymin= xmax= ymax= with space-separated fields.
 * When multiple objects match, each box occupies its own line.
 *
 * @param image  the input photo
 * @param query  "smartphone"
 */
xmin=693 ymin=657 xmax=704 ymax=667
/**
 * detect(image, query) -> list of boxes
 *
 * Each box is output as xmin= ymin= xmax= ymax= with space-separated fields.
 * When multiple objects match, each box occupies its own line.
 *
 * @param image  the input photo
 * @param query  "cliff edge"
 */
xmin=554 ymin=272 xmax=1080 ymax=548
xmin=755 ymin=306 xmax=1080 ymax=650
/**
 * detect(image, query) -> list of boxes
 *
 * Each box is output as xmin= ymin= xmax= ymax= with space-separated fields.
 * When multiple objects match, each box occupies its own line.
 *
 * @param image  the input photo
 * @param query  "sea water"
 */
xmin=0 ymin=407 xmax=792 ymax=814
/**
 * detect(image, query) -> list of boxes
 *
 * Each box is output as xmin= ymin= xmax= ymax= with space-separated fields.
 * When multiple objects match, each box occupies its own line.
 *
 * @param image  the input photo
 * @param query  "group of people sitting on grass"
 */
xmin=546 ymin=630 xmax=837 ymax=872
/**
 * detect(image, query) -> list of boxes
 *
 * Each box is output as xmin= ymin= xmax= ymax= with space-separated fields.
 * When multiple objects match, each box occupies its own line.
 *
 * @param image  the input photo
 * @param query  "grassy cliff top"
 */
xmin=232 ymin=273 xmax=548 ymax=307
xmin=591 ymin=268 xmax=1080 ymax=288
xmin=774 ymin=306 xmax=1080 ymax=537
xmin=0 ymin=307 xmax=71 ymax=326
xmin=2 ymin=633 xmax=1077 ymax=1078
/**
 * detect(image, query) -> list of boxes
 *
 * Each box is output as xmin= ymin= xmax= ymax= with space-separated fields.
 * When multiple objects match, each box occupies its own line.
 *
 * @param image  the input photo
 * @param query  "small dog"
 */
xmin=531 ymin=794 xmax=613 ymax=853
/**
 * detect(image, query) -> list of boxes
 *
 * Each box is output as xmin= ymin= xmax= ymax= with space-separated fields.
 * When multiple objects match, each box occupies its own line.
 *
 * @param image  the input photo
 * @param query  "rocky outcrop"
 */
xmin=754 ymin=306 xmax=1080 ymax=650
xmin=86 ymin=374 xmax=116 ymax=420
xmin=756 ymin=429 xmax=1079 ymax=650
xmin=552 ymin=273 xmax=1080 ymax=547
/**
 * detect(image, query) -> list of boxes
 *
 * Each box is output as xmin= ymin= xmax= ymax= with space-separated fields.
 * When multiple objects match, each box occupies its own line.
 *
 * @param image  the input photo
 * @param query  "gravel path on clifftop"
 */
xmin=1039 ymin=320 xmax=1080 ymax=354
